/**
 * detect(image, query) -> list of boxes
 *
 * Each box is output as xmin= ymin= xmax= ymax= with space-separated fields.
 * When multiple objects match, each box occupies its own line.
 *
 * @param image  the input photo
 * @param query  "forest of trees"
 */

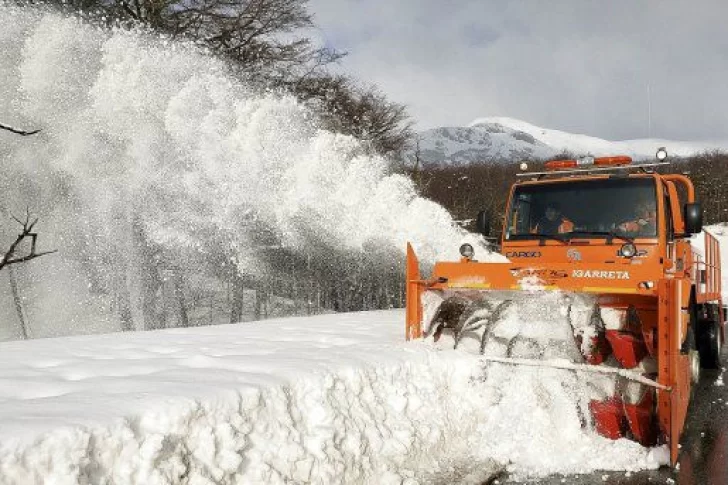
xmin=28 ymin=0 xmax=413 ymax=158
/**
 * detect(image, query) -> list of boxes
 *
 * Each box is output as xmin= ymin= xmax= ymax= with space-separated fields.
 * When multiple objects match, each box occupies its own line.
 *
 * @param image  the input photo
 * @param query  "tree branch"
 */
xmin=0 ymin=122 xmax=41 ymax=136
xmin=0 ymin=214 xmax=56 ymax=271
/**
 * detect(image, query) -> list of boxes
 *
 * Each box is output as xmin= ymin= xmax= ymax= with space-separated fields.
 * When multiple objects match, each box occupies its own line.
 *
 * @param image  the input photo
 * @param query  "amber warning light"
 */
xmin=545 ymin=155 xmax=632 ymax=171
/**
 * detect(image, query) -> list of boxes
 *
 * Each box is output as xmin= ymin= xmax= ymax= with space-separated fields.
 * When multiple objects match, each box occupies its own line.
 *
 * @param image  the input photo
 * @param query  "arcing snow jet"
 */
xmin=0 ymin=6 xmax=489 ymax=337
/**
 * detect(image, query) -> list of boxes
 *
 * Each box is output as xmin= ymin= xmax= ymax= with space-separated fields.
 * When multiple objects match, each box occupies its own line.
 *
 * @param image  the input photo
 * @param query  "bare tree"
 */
xmin=39 ymin=0 xmax=343 ymax=83
xmin=167 ymin=0 xmax=344 ymax=82
xmin=32 ymin=0 xmax=412 ymax=158
xmin=294 ymin=74 xmax=414 ymax=157
xmin=0 ymin=212 xmax=56 ymax=272
xmin=0 ymin=212 xmax=56 ymax=340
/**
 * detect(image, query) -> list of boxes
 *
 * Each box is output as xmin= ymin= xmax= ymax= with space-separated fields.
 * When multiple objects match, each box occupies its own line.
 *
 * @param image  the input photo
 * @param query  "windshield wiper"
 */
xmin=528 ymin=232 xmax=569 ymax=244
xmin=562 ymin=230 xmax=634 ymax=244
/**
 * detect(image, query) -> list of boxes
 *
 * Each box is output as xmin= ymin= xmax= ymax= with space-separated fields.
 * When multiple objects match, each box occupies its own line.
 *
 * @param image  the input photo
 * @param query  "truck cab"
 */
xmin=483 ymin=157 xmax=706 ymax=283
xmin=503 ymin=174 xmax=663 ymax=265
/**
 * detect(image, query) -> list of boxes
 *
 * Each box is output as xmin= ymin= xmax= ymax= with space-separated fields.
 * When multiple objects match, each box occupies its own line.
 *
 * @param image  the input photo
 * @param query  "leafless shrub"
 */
xmin=0 ymin=211 xmax=56 ymax=272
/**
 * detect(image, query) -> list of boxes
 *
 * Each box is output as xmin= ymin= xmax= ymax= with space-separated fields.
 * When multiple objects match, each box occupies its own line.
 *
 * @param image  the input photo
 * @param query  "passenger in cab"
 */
xmin=533 ymin=202 xmax=574 ymax=235
xmin=617 ymin=200 xmax=657 ymax=236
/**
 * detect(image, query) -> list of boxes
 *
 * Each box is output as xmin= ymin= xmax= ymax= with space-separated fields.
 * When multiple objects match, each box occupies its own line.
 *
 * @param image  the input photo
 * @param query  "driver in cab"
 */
xmin=532 ymin=202 xmax=574 ymax=235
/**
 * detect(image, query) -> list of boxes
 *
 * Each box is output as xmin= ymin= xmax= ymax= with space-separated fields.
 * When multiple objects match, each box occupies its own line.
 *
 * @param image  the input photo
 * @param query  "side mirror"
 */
xmin=684 ymin=202 xmax=703 ymax=235
xmin=476 ymin=210 xmax=490 ymax=235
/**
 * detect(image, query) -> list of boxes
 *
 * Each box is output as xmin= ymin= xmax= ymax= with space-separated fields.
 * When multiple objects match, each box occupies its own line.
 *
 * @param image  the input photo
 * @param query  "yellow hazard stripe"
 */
xmin=449 ymin=282 xmax=491 ymax=289
xmin=581 ymin=286 xmax=637 ymax=294
xmin=447 ymin=284 xmax=638 ymax=293
xmin=508 ymin=284 xmax=560 ymax=290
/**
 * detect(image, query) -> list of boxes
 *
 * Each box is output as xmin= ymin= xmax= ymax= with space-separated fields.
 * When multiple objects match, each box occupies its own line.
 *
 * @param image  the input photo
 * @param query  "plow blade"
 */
xmin=406 ymin=244 xmax=694 ymax=466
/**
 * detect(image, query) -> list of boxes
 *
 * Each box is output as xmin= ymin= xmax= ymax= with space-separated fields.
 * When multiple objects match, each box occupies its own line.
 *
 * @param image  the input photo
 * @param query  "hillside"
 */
xmin=416 ymin=117 xmax=728 ymax=166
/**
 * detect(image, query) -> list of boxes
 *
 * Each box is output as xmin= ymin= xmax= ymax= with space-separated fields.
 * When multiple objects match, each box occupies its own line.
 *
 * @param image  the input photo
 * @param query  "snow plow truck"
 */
xmin=405 ymin=150 xmax=724 ymax=466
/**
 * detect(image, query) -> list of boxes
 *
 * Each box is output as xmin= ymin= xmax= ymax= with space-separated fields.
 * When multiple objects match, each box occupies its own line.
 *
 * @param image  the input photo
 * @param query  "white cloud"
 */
xmin=309 ymin=0 xmax=728 ymax=141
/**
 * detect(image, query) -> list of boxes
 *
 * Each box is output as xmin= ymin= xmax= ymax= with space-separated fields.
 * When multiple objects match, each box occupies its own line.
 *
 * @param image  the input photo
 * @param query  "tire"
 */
xmin=681 ymin=302 xmax=701 ymax=393
xmin=698 ymin=317 xmax=723 ymax=370
xmin=684 ymin=325 xmax=701 ymax=385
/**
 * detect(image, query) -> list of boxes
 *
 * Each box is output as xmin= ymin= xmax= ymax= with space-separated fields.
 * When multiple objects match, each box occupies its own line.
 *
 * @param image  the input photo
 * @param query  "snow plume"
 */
xmin=0 ymin=6 xmax=495 ymax=339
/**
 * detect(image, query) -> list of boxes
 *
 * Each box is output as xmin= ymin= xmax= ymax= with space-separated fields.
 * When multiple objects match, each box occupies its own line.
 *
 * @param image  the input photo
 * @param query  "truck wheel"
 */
xmin=688 ymin=329 xmax=701 ymax=385
xmin=698 ymin=320 xmax=723 ymax=370
xmin=681 ymin=304 xmax=700 ymax=384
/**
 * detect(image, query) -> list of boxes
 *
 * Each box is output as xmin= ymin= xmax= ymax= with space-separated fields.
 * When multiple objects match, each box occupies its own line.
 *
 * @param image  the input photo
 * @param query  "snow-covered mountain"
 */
xmin=416 ymin=116 xmax=728 ymax=165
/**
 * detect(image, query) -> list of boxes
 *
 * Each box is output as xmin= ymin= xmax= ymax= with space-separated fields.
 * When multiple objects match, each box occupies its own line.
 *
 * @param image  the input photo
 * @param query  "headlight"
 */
xmin=620 ymin=243 xmax=637 ymax=258
xmin=656 ymin=147 xmax=668 ymax=161
xmin=460 ymin=243 xmax=475 ymax=259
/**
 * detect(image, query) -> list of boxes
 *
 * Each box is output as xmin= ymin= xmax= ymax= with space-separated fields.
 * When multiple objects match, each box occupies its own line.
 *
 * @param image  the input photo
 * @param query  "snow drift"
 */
xmin=0 ymin=301 xmax=668 ymax=485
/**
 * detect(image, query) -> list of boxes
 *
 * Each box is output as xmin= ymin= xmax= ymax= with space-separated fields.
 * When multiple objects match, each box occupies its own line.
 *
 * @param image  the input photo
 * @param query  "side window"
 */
xmin=663 ymin=184 xmax=674 ymax=241
xmin=509 ymin=194 xmax=533 ymax=236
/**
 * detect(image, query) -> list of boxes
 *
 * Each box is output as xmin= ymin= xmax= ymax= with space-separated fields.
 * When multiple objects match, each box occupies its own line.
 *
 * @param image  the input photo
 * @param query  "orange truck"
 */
xmin=405 ymin=152 xmax=724 ymax=466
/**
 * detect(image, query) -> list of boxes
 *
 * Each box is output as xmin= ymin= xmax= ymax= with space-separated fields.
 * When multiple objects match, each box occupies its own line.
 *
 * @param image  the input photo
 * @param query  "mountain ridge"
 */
xmin=415 ymin=117 xmax=728 ymax=166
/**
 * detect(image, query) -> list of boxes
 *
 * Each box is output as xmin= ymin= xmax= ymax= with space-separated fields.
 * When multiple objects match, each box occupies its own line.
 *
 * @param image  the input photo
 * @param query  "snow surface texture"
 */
xmin=416 ymin=116 xmax=728 ymax=166
xmin=0 ymin=5 xmax=502 ymax=340
xmin=0 ymin=303 xmax=667 ymax=485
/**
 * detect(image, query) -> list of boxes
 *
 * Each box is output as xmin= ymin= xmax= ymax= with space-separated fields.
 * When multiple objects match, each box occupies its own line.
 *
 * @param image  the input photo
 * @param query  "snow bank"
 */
xmin=0 ymin=306 xmax=666 ymax=484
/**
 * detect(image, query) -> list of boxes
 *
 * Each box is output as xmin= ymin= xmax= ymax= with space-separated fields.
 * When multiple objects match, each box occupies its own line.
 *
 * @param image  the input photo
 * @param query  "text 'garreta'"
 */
xmin=571 ymin=269 xmax=630 ymax=280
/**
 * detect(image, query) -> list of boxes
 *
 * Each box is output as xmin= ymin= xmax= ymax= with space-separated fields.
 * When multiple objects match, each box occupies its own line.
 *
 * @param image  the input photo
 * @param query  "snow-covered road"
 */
xmin=0 ymin=308 xmax=667 ymax=484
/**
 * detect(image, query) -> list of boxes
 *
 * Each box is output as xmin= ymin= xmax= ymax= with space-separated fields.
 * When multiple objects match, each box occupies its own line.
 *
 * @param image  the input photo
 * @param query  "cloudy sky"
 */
xmin=308 ymin=0 xmax=728 ymax=141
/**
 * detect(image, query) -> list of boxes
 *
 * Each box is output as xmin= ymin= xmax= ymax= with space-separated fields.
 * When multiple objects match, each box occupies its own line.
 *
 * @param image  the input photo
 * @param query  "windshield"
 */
xmin=506 ymin=177 xmax=658 ymax=240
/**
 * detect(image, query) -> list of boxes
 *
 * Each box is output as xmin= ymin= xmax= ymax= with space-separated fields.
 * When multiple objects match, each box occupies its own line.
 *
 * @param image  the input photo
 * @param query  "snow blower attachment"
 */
xmin=406 ymin=154 xmax=725 ymax=466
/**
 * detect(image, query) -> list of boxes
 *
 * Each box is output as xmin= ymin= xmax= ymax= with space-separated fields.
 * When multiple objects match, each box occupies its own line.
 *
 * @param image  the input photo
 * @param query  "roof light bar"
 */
xmin=516 ymin=161 xmax=669 ymax=178
xmin=545 ymin=155 xmax=632 ymax=171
